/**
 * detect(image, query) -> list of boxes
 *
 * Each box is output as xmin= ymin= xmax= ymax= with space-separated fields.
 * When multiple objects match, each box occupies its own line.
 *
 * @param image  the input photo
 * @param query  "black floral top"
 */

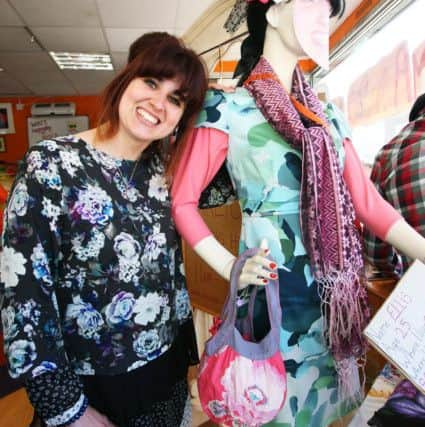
xmin=1 ymin=135 xmax=236 ymax=424
xmin=1 ymin=135 xmax=195 ymax=378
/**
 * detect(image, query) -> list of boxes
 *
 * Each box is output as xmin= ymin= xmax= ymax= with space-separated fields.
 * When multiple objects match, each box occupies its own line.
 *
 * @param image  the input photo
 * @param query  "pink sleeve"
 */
xmin=343 ymin=139 xmax=402 ymax=240
xmin=171 ymin=127 xmax=229 ymax=247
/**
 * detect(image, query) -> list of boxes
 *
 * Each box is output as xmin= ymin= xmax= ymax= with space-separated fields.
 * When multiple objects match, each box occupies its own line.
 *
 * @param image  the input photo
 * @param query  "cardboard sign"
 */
xmin=364 ymin=260 xmax=425 ymax=394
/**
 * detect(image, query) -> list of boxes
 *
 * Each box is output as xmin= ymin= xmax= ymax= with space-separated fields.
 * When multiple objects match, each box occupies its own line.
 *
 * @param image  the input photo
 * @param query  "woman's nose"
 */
xmin=150 ymin=92 xmax=166 ymax=112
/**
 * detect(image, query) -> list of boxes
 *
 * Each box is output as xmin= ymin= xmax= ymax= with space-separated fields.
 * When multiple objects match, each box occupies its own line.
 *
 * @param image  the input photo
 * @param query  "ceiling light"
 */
xmin=49 ymin=52 xmax=113 ymax=70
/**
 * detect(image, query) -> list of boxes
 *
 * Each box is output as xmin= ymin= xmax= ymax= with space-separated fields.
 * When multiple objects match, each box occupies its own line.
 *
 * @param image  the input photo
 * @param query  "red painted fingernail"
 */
xmin=270 ymin=273 xmax=277 ymax=279
xmin=262 ymin=279 xmax=268 ymax=284
xmin=270 ymin=263 xmax=277 ymax=269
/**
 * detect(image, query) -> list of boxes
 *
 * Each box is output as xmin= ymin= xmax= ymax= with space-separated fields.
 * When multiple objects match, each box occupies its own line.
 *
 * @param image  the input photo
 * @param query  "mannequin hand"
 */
xmin=238 ymin=239 xmax=278 ymax=289
xmin=68 ymin=405 xmax=117 ymax=427
xmin=208 ymin=82 xmax=236 ymax=93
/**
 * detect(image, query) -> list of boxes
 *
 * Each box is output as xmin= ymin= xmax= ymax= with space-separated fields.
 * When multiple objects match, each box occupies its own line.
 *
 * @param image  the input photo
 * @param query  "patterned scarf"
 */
xmin=244 ymin=57 xmax=370 ymax=393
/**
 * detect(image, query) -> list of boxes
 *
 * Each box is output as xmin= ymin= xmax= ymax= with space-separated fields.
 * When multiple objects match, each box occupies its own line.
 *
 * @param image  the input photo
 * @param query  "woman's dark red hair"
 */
xmin=97 ymin=33 xmax=208 ymax=180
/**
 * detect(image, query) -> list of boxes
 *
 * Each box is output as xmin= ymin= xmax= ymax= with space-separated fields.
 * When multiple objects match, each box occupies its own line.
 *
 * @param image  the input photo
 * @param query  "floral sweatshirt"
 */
xmin=0 ymin=136 xmax=192 ymax=425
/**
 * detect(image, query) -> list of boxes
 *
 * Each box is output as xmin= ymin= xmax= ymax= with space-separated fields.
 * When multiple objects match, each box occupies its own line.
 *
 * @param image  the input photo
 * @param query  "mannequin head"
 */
xmin=266 ymin=0 xmax=331 ymax=68
xmin=235 ymin=0 xmax=345 ymax=82
xmin=266 ymin=1 xmax=305 ymax=59
xmin=409 ymin=93 xmax=425 ymax=122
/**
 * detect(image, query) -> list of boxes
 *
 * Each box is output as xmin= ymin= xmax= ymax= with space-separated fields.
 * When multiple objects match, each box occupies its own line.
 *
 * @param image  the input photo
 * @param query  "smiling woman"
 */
xmin=0 ymin=33 xmax=211 ymax=427
xmin=94 ymin=33 xmax=208 ymax=177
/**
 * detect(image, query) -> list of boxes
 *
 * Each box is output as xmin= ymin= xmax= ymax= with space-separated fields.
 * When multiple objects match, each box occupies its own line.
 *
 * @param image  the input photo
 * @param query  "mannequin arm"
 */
xmin=343 ymin=139 xmax=425 ymax=262
xmin=194 ymin=236 xmax=236 ymax=281
xmin=172 ymin=127 xmax=229 ymax=246
xmin=343 ymin=139 xmax=401 ymax=239
xmin=385 ymin=219 xmax=425 ymax=264
xmin=172 ymin=128 xmax=275 ymax=287
xmin=194 ymin=235 xmax=273 ymax=286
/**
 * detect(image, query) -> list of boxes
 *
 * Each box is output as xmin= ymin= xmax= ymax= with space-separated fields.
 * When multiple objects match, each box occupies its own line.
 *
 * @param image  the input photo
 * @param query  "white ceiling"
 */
xmin=0 ymin=0 xmax=361 ymax=97
xmin=0 ymin=0 xmax=216 ymax=96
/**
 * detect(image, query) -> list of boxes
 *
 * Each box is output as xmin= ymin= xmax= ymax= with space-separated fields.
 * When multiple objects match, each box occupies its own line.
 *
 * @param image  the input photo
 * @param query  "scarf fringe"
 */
xmin=318 ymin=266 xmax=369 ymax=361
xmin=334 ymin=356 xmax=366 ymax=406
xmin=318 ymin=267 xmax=369 ymax=402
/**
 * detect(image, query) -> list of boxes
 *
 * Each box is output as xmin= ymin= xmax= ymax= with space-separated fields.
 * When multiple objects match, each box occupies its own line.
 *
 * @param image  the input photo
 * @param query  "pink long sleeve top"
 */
xmin=172 ymin=128 xmax=401 ymax=248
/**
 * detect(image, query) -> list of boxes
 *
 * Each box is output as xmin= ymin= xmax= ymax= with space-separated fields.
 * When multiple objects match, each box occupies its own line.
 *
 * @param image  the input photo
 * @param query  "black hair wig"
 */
xmin=234 ymin=0 xmax=345 ymax=84
xmin=409 ymin=93 xmax=425 ymax=122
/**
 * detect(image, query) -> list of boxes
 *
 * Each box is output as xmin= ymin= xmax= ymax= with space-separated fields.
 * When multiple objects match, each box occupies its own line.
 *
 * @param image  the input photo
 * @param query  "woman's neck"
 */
xmin=82 ymin=127 xmax=150 ymax=161
xmin=262 ymin=27 xmax=299 ymax=92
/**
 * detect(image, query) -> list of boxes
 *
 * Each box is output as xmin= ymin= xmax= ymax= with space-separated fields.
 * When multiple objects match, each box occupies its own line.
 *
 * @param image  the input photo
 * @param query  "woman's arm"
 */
xmin=1 ymin=146 xmax=88 ymax=426
xmin=343 ymin=139 xmax=425 ymax=262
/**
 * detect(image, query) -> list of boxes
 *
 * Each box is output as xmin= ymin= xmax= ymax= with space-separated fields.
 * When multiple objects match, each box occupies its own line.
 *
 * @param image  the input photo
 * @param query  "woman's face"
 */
xmin=118 ymin=76 xmax=185 ymax=147
xmin=269 ymin=0 xmax=331 ymax=69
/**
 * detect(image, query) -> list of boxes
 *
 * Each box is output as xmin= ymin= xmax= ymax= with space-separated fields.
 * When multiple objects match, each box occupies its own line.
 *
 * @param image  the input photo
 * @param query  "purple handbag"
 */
xmin=197 ymin=248 xmax=287 ymax=426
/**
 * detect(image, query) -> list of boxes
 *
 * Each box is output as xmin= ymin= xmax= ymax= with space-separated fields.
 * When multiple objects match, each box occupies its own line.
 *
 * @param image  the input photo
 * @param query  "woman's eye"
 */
xmin=144 ymin=78 xmax=157 ymax=89
xmin=168 ymin=96 xmax=182 ymax=107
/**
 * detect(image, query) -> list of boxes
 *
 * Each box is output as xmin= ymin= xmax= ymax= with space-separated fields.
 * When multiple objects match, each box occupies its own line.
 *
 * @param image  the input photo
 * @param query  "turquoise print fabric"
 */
xmin=196 ymin=90 xmax=357 ymax=427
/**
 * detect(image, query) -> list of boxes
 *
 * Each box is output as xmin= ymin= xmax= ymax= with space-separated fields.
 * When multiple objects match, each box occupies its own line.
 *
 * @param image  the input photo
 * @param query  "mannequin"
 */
xmin=172 ymin=1 xmax=425 ymax=425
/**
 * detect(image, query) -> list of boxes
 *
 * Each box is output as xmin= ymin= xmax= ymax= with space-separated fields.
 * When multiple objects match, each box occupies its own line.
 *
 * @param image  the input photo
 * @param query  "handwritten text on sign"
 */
xmin=364 ymin=260 xmax=425 ymax=394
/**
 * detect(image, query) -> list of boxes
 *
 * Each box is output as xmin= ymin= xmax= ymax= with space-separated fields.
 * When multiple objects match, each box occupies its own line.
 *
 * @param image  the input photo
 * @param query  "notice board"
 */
xmin=364 ymin=260 xmax=425 ymax=394
xmin=28 ymin=116 xmax=89 ymax=147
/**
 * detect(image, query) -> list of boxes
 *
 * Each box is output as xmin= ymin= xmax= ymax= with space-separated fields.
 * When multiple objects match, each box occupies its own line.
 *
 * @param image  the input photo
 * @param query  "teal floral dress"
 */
xmin=196 ymin=89 xmax=357 ymax=427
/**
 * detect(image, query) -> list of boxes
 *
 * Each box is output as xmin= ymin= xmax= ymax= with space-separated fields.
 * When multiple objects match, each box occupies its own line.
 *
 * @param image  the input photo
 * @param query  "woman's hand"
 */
xmin=238 ymin=239 xmax=278 ymax=289
xmin=68 ymin=406 xmax=117 ymax=427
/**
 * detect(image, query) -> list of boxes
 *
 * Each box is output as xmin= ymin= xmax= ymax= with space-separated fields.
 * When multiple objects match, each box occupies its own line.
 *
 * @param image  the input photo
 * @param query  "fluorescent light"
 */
xmin=49 ymin=52 xmax=113 ymax=70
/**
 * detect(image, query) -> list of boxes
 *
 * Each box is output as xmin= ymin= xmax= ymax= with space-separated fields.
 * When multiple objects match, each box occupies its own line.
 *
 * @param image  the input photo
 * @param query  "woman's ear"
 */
xmin=266 ymin=3 xmax=279 ymax=28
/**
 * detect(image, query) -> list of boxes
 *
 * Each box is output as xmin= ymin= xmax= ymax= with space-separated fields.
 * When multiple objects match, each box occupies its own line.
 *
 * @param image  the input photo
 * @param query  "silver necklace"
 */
xmin=115 ymin=157 xmax=142 ymax=234
xmin=116 ymin=157 xmax=141 ymax=200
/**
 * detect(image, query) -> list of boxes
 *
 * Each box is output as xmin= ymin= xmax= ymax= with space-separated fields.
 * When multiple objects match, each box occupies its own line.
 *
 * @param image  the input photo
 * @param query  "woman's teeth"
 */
xmin=137 ymin=108 xmax=159 ymax=125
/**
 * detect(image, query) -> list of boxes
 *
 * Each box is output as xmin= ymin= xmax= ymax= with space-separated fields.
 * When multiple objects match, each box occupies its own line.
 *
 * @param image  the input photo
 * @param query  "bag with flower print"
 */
xmin=197 ymin=248 xmax=287 ymax=427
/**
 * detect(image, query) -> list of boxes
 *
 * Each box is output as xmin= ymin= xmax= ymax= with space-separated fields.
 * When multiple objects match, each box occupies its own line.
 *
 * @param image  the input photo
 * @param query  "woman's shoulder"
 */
xmin=28 ymin=135 xmax=82 ymax=158
xmin=20 ymin=136 xmax=83 ymax=183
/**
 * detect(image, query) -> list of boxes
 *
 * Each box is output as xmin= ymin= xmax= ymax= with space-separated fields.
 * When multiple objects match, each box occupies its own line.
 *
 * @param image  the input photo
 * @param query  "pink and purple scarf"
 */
xmin=244 ymin=57 xmax=370 ymax=394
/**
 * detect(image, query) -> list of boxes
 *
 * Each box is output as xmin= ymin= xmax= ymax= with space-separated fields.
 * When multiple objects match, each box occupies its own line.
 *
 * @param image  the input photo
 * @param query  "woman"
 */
xmin=172 ymin=1 xmax=425 ymax=426
xmin=1 ymin=33 xmax=207 ymax=427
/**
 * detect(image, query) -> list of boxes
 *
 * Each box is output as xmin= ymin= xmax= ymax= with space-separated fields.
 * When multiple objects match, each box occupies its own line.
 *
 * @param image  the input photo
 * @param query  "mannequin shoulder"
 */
xmin=323 ymin=101 xmax=352 ymax=140
xmin=197 ymin=88 xmax=256 ymax=131
xmin=203 ymin=87 xmax=254 ymax=106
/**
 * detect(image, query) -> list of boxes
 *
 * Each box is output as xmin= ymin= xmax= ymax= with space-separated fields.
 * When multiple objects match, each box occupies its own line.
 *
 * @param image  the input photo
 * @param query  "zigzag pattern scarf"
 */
xmin=244 ymin=57 xmax=370 ymax=393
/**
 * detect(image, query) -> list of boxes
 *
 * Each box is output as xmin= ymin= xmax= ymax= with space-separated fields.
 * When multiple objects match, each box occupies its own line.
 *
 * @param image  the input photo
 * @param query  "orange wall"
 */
xmin=0 ymin=95 xmax=101 ymax=164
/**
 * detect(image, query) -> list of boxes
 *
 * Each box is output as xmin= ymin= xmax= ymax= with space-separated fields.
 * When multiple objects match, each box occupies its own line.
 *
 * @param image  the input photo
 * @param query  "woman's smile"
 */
xmin=135 ymin=106 xmax=161 ymax=126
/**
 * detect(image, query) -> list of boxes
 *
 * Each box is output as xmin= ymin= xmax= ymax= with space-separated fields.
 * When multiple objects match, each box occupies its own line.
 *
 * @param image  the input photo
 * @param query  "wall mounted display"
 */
xmin=27 ymin=116 xmax=89 ymax=147
xmin=0 ymin=103 xmax=15 ymax=135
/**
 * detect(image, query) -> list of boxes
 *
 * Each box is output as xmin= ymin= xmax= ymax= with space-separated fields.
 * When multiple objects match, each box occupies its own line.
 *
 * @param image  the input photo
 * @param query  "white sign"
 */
xmin=364 ymin=259 xmax=425 ymax=394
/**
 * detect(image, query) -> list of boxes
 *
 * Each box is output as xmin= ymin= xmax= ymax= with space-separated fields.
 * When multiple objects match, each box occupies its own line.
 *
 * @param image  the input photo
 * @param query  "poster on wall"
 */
xmin=0 ymin=103 xmax=15 ymax=135
xmin=27 ymin=116 xmax=89 ymax=147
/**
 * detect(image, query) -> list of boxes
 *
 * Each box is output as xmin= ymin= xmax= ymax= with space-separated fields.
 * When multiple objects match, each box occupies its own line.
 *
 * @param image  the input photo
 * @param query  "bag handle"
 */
xmin=221 ymin=248 xmax=281 ymax=332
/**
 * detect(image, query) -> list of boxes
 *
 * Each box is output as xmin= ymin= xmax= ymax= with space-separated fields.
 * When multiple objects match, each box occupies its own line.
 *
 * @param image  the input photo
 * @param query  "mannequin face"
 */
xmin=266 ymin=1 xmax=305 ymax=59
xmin=294 ymin=0 xmax=330 ymax=69
xmin=267 ymin=0 xmax=331 ymax=69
